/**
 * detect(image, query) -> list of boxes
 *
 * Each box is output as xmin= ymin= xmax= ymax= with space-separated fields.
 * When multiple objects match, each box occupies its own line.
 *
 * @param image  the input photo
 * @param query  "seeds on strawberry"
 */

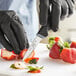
xmin=49 ymin=42 xmax=61 ymax=59
xmin=1 ymin=49 xmax=18 ymax=60
xmin=60 ymin=48 xmax=76 ymax=64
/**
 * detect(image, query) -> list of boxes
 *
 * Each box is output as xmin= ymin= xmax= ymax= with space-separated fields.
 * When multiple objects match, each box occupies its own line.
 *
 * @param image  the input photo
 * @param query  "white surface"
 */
xmin=0 ymin=43 xmax=76 ymax=76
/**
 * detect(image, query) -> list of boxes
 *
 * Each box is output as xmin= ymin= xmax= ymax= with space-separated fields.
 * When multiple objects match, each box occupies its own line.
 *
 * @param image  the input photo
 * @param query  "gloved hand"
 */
xmin=39 ymin=0 xmax=75 ymax=32
xmin=0 ymin=11 xmax=29 ymax=54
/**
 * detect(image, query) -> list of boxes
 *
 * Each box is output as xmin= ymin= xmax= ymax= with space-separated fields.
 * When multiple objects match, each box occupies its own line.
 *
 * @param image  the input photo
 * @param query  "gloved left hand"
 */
xmin=39 ymin=0 xmax=75 ymax=32
xmin=0 ymin=11 xmax=29 ymax=54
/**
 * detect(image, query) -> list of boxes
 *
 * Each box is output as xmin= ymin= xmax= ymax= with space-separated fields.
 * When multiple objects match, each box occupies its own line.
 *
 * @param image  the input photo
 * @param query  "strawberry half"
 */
xmin=70 ymin=41 xmax=76 ymax=48
xmin=60 ymin=48 xmax=76 ymax=64
xmin=1 ymin=49 xmax=18 ymax=60
xmin=19 ymin=49 xmax=35 ymax=59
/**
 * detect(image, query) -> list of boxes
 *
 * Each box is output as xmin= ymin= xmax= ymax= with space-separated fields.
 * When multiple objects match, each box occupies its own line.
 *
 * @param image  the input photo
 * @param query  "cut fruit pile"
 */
xmin=10 ymin=62 xmax=43 ymax=73
xmin=0 ymin=49 xmax=39 ymax=64
xmin=48 ymin=37 xmax=76 ymax=64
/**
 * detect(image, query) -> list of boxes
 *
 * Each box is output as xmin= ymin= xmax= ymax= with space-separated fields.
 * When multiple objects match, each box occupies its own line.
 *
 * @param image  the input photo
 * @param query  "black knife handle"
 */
xmin=37 ymin=26 xmax=48 ymax=38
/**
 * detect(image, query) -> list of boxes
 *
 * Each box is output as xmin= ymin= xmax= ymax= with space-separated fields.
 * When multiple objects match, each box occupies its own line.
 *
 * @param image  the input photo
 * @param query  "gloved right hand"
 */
xmin=0 ymin=11 xmax=29 ymax=54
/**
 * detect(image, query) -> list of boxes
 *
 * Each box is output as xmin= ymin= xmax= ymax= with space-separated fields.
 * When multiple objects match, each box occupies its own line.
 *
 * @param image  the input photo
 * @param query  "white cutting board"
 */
xmin=0 ymin=43 xmax=76 ymax=76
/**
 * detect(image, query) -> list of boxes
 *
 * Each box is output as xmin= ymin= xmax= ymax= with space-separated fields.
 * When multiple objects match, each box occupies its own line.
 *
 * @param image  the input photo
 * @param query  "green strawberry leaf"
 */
xmin=49 ymin=37 xmax=55 ymax=42
xmin=29 ymin=59 xmax=37 ymax=64
xmin=10 ymin=64 xmax=17 ymax=69
xmin=27 ymin=66 xmax=44 ymax=71
xmin=64 ymin=42 xmax=70 ymax=48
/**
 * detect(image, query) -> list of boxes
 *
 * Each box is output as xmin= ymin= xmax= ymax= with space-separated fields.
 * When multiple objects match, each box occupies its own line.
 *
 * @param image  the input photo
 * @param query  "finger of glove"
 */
xmin=66 ymin=0 xmax=74 ymax=16
xmin=71 ymin=0 xmax=75 ymax=4
xmin=0 ymin=30 xmax=13 ymax=51
xmin=49 ymin=0 xmax=61 ymax=32
xmin=11 ymin=21 xmax=29 ymax=50
xmin=1 ymin=23 xmax=20 ymax=54
xmin=7 ymin=11 xmax=23 ymax=25
xmin=60 ymin=0 xmax=69 ymax=20
xmin=39 ymin=0 xmax=49 ymax=26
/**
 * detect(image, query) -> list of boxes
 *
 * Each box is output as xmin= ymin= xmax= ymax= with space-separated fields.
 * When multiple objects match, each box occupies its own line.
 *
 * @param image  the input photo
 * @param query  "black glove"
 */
xmin=39 ymin=0 xmax=75 ymax=32
xmin=0 ymin=11 xmax=29 ymax=54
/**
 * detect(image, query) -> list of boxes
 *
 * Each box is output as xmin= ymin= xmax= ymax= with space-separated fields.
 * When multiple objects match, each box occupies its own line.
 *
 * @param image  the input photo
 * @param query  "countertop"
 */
xmin=0 ymin=43 xmax=76 ymax=76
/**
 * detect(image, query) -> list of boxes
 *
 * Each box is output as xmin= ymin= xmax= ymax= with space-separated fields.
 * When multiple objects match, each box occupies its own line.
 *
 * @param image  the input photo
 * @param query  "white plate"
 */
xmin=0 ymin=43 xmax=76 ymax=76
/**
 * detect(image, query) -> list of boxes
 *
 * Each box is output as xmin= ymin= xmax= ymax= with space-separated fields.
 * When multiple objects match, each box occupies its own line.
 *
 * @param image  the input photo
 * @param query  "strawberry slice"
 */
xmin=70 ymin=41 xmax=76 ymax=48
xmin=19 ymin=49 xmax=35 ymax=59
xmin=1 ymin=49 xmax=18 ymax=60
xmin=60 ymin=48 xmax=76 ymax=64
xmin=28 ymin=70 xmax=41 ymax=73
xmin=27 ymin=66 xmax=43 ymax=73
xmin=24 ymin=57 xmax=39 ymax=64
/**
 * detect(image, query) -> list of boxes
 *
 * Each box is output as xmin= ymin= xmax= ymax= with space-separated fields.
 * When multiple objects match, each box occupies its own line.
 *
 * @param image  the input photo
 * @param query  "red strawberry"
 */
xmin=28 ymin=70 xmax=41 ymax=73
xmin=70 ymin=41 xmax=76 ymax=48
xmin=19 ymin=49 xmax=35 ymax=59
xmin=60 ymin=48 xmax=76 ymax=64
xmin=1 ymin=49 xmax=18 ymax=60
xmin=49 ymin=42 xmax=61 ymax=59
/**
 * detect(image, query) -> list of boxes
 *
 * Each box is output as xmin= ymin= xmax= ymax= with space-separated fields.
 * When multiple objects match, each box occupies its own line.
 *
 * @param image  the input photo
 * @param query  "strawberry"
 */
xmin=19 ymin=49 xmax=35 ymax=59
xmin=49 ymin=37 xmax=70 ymax=59
xmin=24 ymin=57 xmax=39 ymax=64
xmin=60 ymin=48 xmax=76 ymax=64
xmin=49 ymin=42 xmax=61 ymax=59
xmin=27 ymin=66 xmax=43 ymax=73
xmin=1 ymin=49 xmax=18 ymax=60
xmin=70 ymin=41 xmax=76 ymax=48
xmin=28 ymin=70 xmax=41 ymax=73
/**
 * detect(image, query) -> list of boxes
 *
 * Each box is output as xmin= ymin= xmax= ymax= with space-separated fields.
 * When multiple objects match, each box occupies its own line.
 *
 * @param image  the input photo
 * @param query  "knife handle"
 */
xmin=37 ymin=26 xmax=48 ymax=38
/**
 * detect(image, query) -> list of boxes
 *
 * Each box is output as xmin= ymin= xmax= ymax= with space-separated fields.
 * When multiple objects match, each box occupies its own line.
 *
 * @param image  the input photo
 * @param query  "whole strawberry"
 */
xmin=49 ymin=42 xmax=61 ymax=59
xmin=60 ymin=48 xmax=76 ymax=64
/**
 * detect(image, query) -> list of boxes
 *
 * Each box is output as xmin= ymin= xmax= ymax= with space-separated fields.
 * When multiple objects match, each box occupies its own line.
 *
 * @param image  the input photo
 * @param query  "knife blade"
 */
xmin=23 ymin=26 xmax=48 ymax=61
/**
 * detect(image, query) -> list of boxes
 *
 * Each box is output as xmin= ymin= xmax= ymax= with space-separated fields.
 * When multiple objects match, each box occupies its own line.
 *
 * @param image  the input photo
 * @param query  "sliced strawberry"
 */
xmin=49 ymin=42 xmax=61 ymax=59
xmin=28 ymin=70 xmax=41 ymax=73
xmin=27 ymin=66 xmax=43 ymax=73
xmin=70 ymin=41 xmax=76 ymax=48
xmin=24 ymin=57 xmax=39 ymax=64
xmin=60 ymin=48 xmax=76 ymax=64
xmin=19 ymin=49 xmax=27 ymax=59
xmin=1 ymin=49 xmax=18 ymax=60
xmin=19 ymin=49 xmax=35 ymax=59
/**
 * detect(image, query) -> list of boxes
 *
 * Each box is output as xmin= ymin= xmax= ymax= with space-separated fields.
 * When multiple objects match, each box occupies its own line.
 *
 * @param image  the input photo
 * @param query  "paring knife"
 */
xmin=23 ymin=26 xmax=48 ymax=61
